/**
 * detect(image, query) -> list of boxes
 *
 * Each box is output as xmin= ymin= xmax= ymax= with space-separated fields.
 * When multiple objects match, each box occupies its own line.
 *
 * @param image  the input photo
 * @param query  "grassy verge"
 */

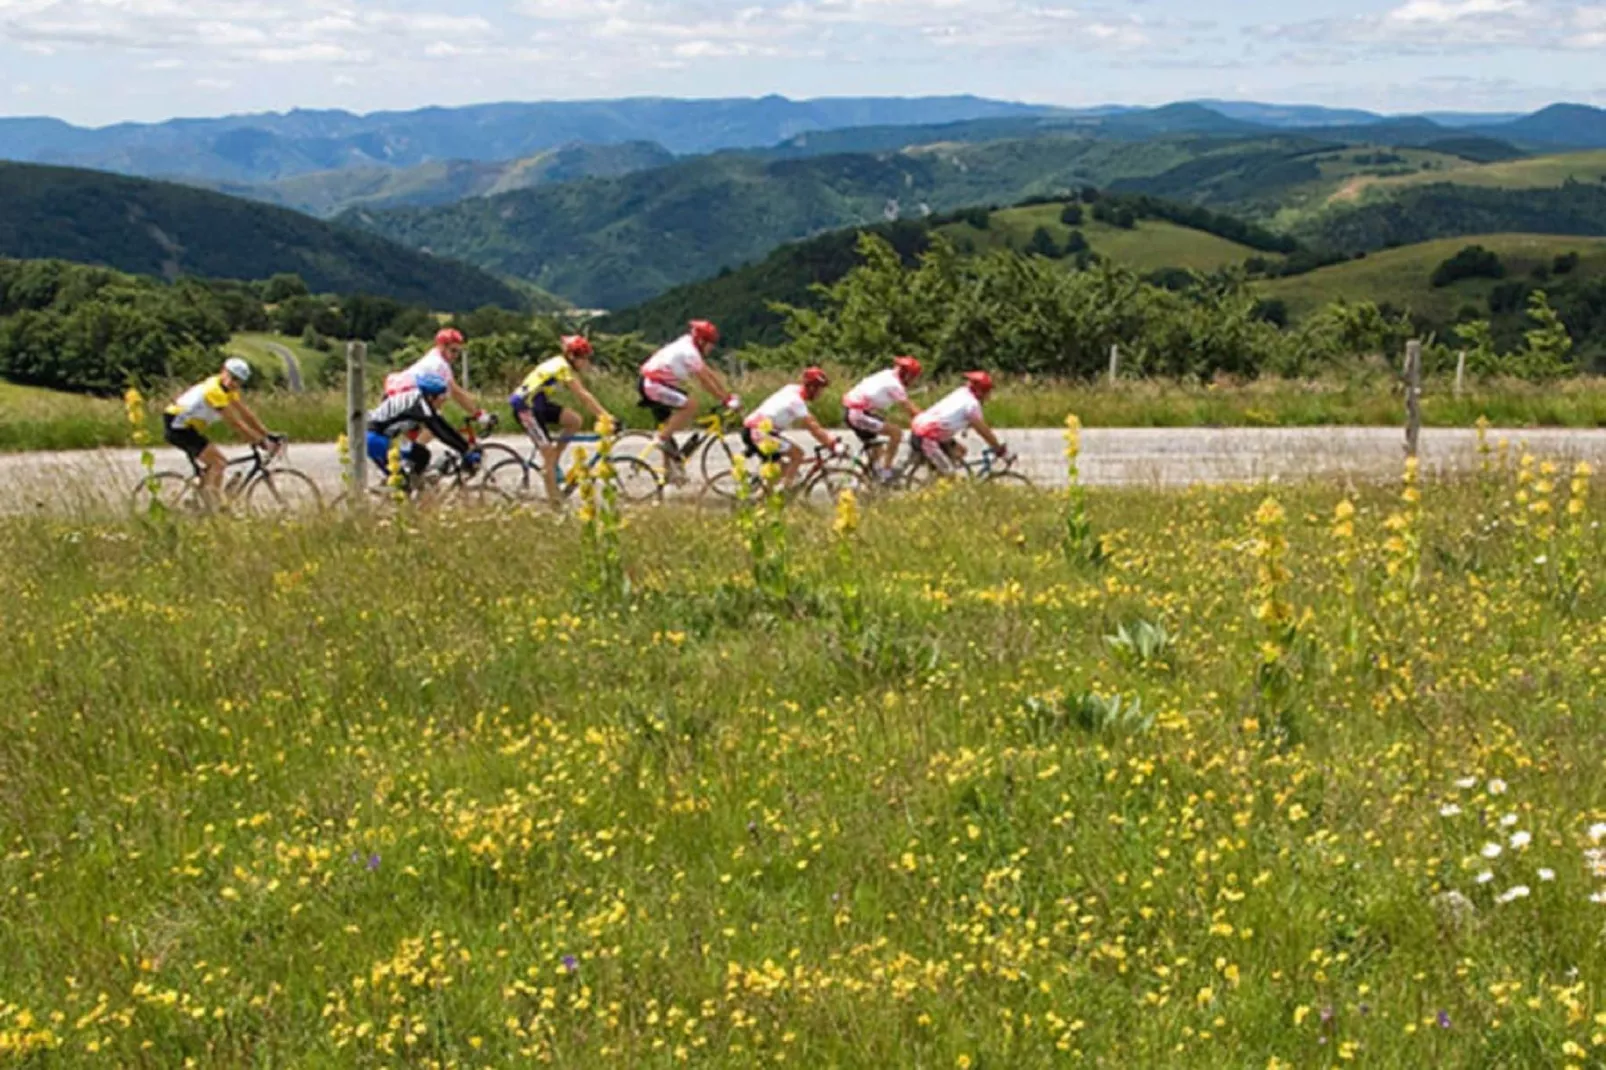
xmin=3 ymin=372 xmax=1603 ymax=453
xmin=1 ymin=454 xmax=1602 ymax=1065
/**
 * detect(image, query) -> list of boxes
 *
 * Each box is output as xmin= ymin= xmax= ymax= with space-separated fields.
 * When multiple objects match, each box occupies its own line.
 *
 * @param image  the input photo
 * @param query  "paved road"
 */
xmin=2 ymin=426 xmax=1603 ymax=515
xmin=264 ymin=342 xmax=304 ymax=392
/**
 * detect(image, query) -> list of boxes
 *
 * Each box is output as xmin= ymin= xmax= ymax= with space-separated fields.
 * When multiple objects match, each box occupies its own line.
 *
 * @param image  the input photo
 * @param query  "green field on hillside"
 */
xmin=223 ymin=333 xmax=328 ymax=388
xmin=1259 ymin=233 xmax=1606 ymax=319
xmin=1340 ymin=150 xmax=1606 ymax=202
xmin=938 ymin=204 xmax=1261 ymax=273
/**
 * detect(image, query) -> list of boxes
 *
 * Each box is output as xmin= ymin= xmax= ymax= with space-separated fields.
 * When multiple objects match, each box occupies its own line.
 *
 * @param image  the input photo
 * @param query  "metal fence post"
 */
xmin=1454 ymin=349 xmax=1467 ymax=399
xmin=1108 ymin=343 xmax=1120 ymax=386
xmin=346 ymin=341 xmax=367 ymax=494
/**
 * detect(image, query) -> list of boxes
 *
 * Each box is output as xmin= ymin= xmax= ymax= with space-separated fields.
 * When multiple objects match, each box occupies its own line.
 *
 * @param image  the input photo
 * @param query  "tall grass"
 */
xmin=1 ymin=454 xmax=1602 ymax=1066
xmin=3 ymin=372 xmax=1604 ymax=453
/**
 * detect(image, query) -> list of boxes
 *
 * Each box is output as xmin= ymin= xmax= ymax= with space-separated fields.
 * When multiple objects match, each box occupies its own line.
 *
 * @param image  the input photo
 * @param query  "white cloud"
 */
xmin=1254 ymin=0 xmax=1606 ymax=56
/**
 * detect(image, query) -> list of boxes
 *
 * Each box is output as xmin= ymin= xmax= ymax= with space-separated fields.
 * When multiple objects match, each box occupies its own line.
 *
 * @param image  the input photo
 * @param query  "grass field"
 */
xmin=937 ymin=205 xmax=1261 ymax=273
xmin=1334 ymin=149 xmax=1606 ymax=205
xmin=1 ymin=447 xmax=1602 ymax=1065
xmin=1258 ymin=234 xmax=1606 ymax=321
xmin=3 ymin=372 xmax=1605 ymax=453
xmin=223 ymin=333 xmax=329 ymax=388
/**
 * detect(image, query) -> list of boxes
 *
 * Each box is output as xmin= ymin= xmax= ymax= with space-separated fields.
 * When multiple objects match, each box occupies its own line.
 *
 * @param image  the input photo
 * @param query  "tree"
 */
xmin=1430 ymin=245 xmax=1505 ymax=288
xmin=1025 ymin=227 xmax=1061 ymax=259
xmin=1060 ymin=203 xmax=1084 ymax=226
xmin=262 ymin=273 xmax=310 ymax=303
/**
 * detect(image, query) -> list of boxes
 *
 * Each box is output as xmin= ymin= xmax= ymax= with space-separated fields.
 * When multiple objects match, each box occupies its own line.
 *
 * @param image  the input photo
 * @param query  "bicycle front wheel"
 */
xmin=245 ymin=469 xmax=324 ymax=515
xmin=796 ymin=463 xmax=868 ymax=506
xmin=130 ymin=471 xmax=199 ymax=514
xmin=485 ymin=457 xmax=533 ymax=498
xmin=698 ymin=434 xmax=741 ymax=499
xmin=984 ymin=470 xmax=1035 ymax=490
xmin=602 ymin=455 xmax=664 ymax=504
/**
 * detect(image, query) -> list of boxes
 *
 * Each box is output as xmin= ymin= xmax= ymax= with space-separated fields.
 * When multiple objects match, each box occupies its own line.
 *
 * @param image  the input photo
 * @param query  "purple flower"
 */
xmin=561 ymin=955 xmax=578 ymax=973
xmin=366 ymin=853 xmax=381 ymax=872
xmin=1437 ymin=1010 xmax=1451 ymax=1029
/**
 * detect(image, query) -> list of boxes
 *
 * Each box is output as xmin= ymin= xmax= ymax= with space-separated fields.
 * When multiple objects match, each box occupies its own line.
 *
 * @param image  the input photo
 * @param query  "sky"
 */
xmin=3 ymin=0 xmax=1606 ymax=125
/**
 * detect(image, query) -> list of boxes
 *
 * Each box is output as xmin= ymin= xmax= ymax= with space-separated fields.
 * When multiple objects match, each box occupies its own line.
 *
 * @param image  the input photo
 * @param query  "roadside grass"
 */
xmin=3 ymin=372 xmax=1603 ymax=452
xmin=0 ymin=452 xmax=1602 ymax=1066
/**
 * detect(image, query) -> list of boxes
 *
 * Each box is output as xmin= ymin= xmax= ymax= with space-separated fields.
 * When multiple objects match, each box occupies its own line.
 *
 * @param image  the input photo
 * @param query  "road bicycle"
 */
xmin=335 ymin=424 xmax=514 ymax=511
xmin=704 ymin=443 xmax=868 ymax=504
xmin=485 ymin=430 xmax=664 ymax=504
xmin=898 ymin=437 xmax=1034 ymax=491
xmin=614 ymin=404 xmax=746 ymax=494
xmin=130 ymin=436 xmax=322 ymax=515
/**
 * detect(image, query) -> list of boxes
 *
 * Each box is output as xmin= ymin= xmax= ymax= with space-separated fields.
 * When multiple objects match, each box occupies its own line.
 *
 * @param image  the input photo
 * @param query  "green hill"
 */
xmin=1259 ymin=233 xmax=1606 ymax=320
xmin=1296 ymin=183 xmax=1606 ymax=252
xmin=0 ymin=162 xmax=527 ymax=310
xmin=213 ymin=142 xmax=676 ymax=218
xmin=604 ymin=197 xmax=1274 ymax=349
xmin=1331 ymin=149 xmax=1606 ymax=202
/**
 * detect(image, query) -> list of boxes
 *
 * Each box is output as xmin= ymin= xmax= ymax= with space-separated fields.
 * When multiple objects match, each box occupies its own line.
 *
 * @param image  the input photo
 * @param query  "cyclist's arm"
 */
xmin=222 ymin=401 xmax=270 ymax=444
xmin=448 ymin=381 xmax=481 ymax=416
xmin=422 ymin=411 xmax=473 ymax=456
xmin=567 ymin=376 xmax=611 ymax=422
xmin=897 ymin=399 xmax=921 ymax=420
xmin=968 ymin=415 xmax=1007 ymax=454
xmin=694 ymin=365 xmax=731 ymax=403
xmin=800 ymin=414 xmax=836 ymax=450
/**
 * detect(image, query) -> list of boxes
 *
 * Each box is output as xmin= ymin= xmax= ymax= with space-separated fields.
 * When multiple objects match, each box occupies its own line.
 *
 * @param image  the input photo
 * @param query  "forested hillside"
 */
xmin=0 ymin=163 xmax=529 ymax=310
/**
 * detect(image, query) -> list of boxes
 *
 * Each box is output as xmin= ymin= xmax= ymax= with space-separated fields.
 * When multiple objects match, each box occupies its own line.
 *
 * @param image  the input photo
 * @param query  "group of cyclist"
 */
xmin=161 ymin=319 xmax=1015 ymax=505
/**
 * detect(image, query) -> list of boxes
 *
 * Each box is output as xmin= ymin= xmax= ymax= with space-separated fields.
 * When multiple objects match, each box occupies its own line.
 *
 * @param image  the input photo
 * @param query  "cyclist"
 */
xmin=909 ymin=371 xmax=1014 ymax=478
xmin=511 ymin=335 xmax=616 ymax=504
xmin=163 ymin=357 xmax=281 ymax=509
xmin=742 ymin=367 xmax=843 ymax=488
xmin=638 ymin=320 xmax=738 ymax=481
xmin=386 ymin=328 xmax=496 ymax=436
xmin=365 ymin=373 xmax=481 ymax=487
xmin=843 ymin=356 xmax=923 ymax=483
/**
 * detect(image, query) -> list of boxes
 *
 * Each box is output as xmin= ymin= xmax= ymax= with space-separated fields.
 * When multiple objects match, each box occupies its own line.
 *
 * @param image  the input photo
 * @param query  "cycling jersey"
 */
xmin=385 ymin=348 xmax=455 ymax=396
xmin=366 ymin=389 xmax=472 ymax=455
xmin=513 ymin=356 xmax=575 ymax=400
xmin=745 ymin=384 xmax=810 ymax=433
xmin=165 ymin=375 xmax=239 ymax=430
xmin=911 ymin=387 xmax=983 ymax=442
xmin=844 ymin=369 xmax=908 ymax=414
xmin=640 ymin=335 xmax=705 ymax=387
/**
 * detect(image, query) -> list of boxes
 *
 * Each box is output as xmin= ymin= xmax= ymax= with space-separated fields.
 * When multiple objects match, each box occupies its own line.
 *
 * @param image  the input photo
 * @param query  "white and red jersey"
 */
xmin=745 ymin=384 xmax=811 ymax=433
xmin=640 ymin=335 xmax=705 ymax=387
xmin=911 ymin=386 xmax=983 ymax=441
xmin=385 ymin=347 xmax=456 ymax=396
xmin=843 ymin=369 xmax=908 ymax=414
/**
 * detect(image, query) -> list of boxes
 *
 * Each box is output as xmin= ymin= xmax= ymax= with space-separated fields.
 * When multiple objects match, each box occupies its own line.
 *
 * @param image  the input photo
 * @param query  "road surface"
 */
xmin=2 ymin=426 xmax=1602 ymax=515
xmin=264 ymin=342 xmax=304 ymax=392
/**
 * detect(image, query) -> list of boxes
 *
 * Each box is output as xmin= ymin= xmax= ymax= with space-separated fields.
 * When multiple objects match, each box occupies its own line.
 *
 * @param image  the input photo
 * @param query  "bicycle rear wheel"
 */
xmin=486 ymin=457 xmax=533 ymax=497
xmin=245 ymin=469 xmax=324 ymax=515
xmin=439 ymin=482 xmax=514 ymax=511
xmin=603 ymin=455 xmax=664 ymax=504
xmin=130 ymin=471 xmax=199 ymax=514
xmin=984 ymin=470 xmax=1035 ymax=490
xmin=795 ymin=463 xmax=868 ymax=505
xmin=699 ymin=434 xmax=742 ymax=499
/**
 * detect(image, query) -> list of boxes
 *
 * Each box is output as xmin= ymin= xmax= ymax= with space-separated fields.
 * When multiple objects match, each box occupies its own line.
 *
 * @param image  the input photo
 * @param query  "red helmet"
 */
xmin=435 ymin=328 xmax=465 ymax=350
xmin=689 ymin=320 xmax=720 ymax=350
xmin=801 ymin=366 xmax=829 ymax=397
xmin=562 ymin=335 xmax=594 ymax=360
xmin=964 ymin=370 xmax=994 ymax=398
xmin=893 ymin=356 xmax=923 ymax=383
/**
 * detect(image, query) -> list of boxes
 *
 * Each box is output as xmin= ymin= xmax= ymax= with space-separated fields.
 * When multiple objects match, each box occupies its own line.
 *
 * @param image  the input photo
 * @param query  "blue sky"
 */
xmin=3 ymin=0 xmax=1605 ymax=125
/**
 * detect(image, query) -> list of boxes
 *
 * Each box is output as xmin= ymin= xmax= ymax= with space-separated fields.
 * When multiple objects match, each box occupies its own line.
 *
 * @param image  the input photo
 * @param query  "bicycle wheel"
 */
xmin=245 ymin=469 xmax=324 ymax=515
xmin=602 ymin=455 xmax=664 ymax=504
xmin=475 ymin=443 xmax=525 ymax=485
xmin=486 ymin=456 xmax=533 ymax=498
xmin=439 ymin=482 xmax=514 ymax=511
xmin=983 ymin=470 xmax=1035 ymax=491
xmin=897 ymin=458 xmax=940 ymax=492
xmin=698 ymin=434 xmax=742 ymax=499
xmin=795 ymin=463 xmax=868 ymax=505
xmin=130 ymin=471 xmax=199 ymax=514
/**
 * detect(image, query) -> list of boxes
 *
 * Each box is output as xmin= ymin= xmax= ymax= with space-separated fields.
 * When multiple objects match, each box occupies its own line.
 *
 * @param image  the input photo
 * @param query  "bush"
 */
xmin=1430 ymin=245 xmax=1506 ymax=288
xmin=1060 ymin=204 xmax=1084 ymax=227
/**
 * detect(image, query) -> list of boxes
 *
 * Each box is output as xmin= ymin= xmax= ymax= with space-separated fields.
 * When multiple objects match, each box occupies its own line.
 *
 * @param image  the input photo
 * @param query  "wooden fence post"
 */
xmin=1454 ymin=349 xmax=1467 ymax=399
xmin=1404 ymin=339 xmax=1423 ymax=459
xmin=346 ymin=341 xmax=367 ymax=494
xmin=1108 ymin=343 xmax=1120 ymax=386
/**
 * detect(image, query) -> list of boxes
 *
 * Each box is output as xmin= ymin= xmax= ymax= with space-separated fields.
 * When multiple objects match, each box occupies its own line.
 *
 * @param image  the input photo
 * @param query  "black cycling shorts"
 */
xmin=163 ymin=414 xmax=210 ymax=460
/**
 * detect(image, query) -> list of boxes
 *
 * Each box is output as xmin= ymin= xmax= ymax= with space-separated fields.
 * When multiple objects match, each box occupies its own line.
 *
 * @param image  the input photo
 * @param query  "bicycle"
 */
xmin=130 ymin=436 xmax=323 ymax=515
xmin=898 ymin=437 xmax=1034 ymax=491
xmin=705 ymin=443 xmax=868 ymax=504
xmin=335 ymin=425 xmax=514 ymax=511
xmin=485 ymin=431 xmax=664 ymax=505
xmin=615 ymin=404 xmax=745 ymax=494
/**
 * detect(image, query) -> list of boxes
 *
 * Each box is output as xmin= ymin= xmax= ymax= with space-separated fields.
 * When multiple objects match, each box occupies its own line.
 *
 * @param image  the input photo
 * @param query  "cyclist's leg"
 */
xmin=641 ymin=378 xmax=692 ymax=450
xmin=847 ymin=410 xmax=891 ymax=478
xmin=527 ymin=394 xmax=564 ymax=503
xmin=918 ymin=433 xmax=958 ymax=477
xmin=365 ymin=430 xmax=393 ymax=476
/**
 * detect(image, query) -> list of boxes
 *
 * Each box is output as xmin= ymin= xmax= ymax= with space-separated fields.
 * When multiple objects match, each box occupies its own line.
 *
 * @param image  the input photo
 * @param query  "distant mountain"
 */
xmin=209 ymin=141 xmax=676 ymax=218
xmin=0 ymin=162 xmax=526 ymax=309
xmin=1194 ymin=101 xmax=1383 ymax=127
xmin=1483 ymin=103 xmax=1606 ymax=147
xmin=0 ymin=96 xmax=1058 ymax=184
xmin=1298 ymin=183 xmax=1606 ymax=252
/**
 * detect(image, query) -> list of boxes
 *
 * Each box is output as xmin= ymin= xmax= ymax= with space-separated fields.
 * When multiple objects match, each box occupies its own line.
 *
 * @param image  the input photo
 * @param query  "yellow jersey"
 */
xmin=165 ymin=375 xmax=239 ymax=430
xmin=515 ymin=357 xmax=575 ymax=398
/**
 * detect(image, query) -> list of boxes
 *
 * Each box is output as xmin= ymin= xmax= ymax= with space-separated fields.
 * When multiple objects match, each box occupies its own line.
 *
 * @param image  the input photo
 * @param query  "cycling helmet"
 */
xmin=435 ymin=328 xmax=465 ymax=350
xmin=964 ymin=370 xmax=995 ymax=398
xmin=801 ymin=366 xmax=829 ymax=398
xmin=415 ymin=373 xmax=449 ymax=398
xmin=562 ymin=335 xmax=594 ymax=360
xmin=893 ymin=356 xmax=922 ymax=383
xmin=689 ymin=320 xmax=720 ymax=350
xmin=223 ymin=357 xmax=252 ymax=384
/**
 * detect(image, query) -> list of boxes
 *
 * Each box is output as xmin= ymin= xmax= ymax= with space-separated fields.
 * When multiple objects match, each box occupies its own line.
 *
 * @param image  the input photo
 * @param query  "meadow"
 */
xmin=4 ymin=373 xmax=1606 ymax=453
xmin=0 ymin=429 xmax=1602 ymax=1067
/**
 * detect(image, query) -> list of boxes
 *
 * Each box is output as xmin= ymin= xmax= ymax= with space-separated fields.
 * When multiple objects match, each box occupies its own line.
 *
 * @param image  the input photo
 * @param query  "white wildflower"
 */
xmin=1592 ymin=891 xmax=1606 ymax=905
xmin=1482 ymin=843 xmax=1503 ymax=859
xmin=1500 ymin=813 xmax=1519 ymax=828
xmin=1509 ymin=831 xmax=1532 ymax=849
xmin=1496 ymin=885 xmax=1531 ymax=904
xmin=1454 ymin=777 xmax=1478 ymax=790
xmin=1488 ymin=779 xmax=1508 ymax=795
xmin=1440 ymin=804 xmax=1462 ymax=818
xmin=1477 ymin=871 xmax=1495 ymax=885
xmin=1539 ymin=869 xmax=1556 ymax=882
xmin=1589 ymin=822 xmax=1606 ymax=843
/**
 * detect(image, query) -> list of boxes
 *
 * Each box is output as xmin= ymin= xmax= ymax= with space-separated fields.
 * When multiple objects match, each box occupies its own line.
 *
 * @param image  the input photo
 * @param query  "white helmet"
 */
xmin=224 ymin=357 xmax=252 ymax=384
